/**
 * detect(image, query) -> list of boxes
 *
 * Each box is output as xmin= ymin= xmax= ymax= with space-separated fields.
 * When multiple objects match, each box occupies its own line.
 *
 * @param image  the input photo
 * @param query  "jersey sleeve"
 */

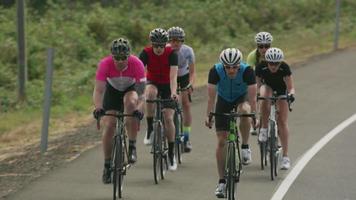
xmin=208 ymin=66 xmax=219 ymax=85
xmin=95 ymin=60 xmax=108 ymax=81
xmin=243 ymin=67 xmax=256 ymax=85
xmin=246 ymin=50 xmax=257 ymax=68
xmin=169 ymin=51 xmax=178 ymax=66
xmin=138 ymin=50 xmax=148 ymax=66
xmin=134 ymin=58 xmax=146 ymax=83
xmin=283 ymin=62 xmax=292 ymax=76
xmin=187 ymin=47 xmax=195 ymax=65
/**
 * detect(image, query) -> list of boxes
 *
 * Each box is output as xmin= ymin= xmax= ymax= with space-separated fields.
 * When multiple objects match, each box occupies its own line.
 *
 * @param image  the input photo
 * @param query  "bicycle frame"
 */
xmin=97 ymin=112 xmax=134 ymax=199
xmin=210 ymin=111 xmax=255 ymax=200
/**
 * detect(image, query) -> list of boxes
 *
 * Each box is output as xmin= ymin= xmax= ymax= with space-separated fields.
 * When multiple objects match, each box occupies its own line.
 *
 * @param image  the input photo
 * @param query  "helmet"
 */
xmin=110 ymin=38 xmax=130 ymax=56
xmin=255 ymin=32 xmax=273 ymax=44
xmin=149 ymin=28 xmax=169 ymax=43
xmin=265 ymin=47 xmax=284 ymax=62
xmin=219 ymin=48 xmax=243 ymax=66
xmin=167 ymin=26 xmax=185 ymax=41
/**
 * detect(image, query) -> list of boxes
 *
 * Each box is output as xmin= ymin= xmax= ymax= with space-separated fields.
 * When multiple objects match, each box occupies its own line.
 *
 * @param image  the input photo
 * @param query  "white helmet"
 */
xmin=255 ymin=32 xmax=273 ymax=44
xmin=265 ymin=47 xmax=284 ymax=62
xmin=219 ymin=48 xmax=243 ymax=66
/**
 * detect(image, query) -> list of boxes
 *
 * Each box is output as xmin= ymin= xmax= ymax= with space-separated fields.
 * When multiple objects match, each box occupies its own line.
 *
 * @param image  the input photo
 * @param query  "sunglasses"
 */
xmin=113 ymin=54 xmax=128 ymax=61
xmin=268 ymin=62 xmax=281 ymax=66
xmin=224 ymin=64 xmax=240 ymax=69
xmin=257 ymin=44 xmax=271 ymax=49
xmin=169 ymin=38 xmax=184 ymax=43
xmin=152 ymin=43 xmax=166 ymax=48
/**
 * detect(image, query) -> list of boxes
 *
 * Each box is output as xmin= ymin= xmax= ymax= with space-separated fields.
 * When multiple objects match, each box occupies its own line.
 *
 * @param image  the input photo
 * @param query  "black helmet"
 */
xmin=167 ymin=26 xmax=185 ymax=41
xmin=110 ymin=38 xmax=130 ymax=56
xmin=149 ymin=28 xmax=169 ymax=43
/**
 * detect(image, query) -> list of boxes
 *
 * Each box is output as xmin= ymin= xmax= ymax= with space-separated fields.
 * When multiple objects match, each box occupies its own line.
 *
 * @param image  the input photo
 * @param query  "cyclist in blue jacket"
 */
xmin=205 ymin=48 xmax=257 ymax=198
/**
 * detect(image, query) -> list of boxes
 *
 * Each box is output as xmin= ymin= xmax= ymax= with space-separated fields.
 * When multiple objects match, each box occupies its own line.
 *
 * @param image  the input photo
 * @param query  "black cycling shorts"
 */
xmin=103 ymin=83 xmax=136 ymax=112
xmin=215 ymin=94 xmax=248 ymax=132
xmin=146 ymin=81 xmax=175 ymax=109
xmin=177 ymin=73 xmax=190 ymax=89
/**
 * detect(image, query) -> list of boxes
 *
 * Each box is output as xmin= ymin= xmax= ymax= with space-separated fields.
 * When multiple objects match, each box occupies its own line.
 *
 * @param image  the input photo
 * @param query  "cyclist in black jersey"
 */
xmin=255 ymin=47 xmax=296 ymax=170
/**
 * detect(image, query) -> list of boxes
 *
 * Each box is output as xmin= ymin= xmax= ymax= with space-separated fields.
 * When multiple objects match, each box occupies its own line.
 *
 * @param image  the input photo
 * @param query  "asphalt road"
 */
xmin=5 ymin=48 xmax=356 ymax=200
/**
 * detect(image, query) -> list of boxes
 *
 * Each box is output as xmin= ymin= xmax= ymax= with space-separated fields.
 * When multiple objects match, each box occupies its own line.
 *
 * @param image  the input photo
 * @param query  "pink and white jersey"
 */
xmin=96 ymin=55 xmax=146 ymax=91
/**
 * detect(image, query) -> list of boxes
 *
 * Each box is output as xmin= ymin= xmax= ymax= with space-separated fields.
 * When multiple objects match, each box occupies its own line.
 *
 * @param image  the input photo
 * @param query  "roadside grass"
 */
xmin=1 ymin=27 xmax=356 ymax=150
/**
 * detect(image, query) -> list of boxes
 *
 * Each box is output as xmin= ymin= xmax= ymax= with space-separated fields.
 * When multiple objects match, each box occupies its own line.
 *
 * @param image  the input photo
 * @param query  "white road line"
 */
xmin=271 ymin=113 xmax=356 ymax=200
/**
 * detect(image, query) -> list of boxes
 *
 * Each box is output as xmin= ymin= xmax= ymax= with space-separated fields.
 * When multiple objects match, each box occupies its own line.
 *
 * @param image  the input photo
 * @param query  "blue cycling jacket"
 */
xmin=215 ymin=62 xmax=248 ymax=102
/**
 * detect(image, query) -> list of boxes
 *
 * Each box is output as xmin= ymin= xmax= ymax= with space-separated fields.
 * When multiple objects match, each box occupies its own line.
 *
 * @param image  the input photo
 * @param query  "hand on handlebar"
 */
xmin=132 ymin=110 xmax=144 ymax=120
xmin=205 ymin=114 xmax=214 ymax=129
xmin=93 ymin=108 xmax=105 ymax=120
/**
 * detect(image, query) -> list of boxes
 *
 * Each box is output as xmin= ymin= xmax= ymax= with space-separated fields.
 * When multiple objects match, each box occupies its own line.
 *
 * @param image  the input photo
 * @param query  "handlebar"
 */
xmin=257 ymin=95 xmax=293 ymax=112
xmin=96 ymin=112 xmax=135 ymax=130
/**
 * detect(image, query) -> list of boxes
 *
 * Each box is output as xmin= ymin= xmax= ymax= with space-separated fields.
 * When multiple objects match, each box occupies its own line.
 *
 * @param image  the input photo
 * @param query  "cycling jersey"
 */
xmin=255 ymin=61 xmax=292 ymax=94
xmin=246 ymin=49 xmax=263 ymax=69
xmin=176 ymin=44 xmax=195 ymax=77
xmin=96 ymin=55 xmax=146 ymax=91
xmin=139 ymin=46 xmax=178 ymax=84
xmin=208 ymin=62 xmax=256 ymax=102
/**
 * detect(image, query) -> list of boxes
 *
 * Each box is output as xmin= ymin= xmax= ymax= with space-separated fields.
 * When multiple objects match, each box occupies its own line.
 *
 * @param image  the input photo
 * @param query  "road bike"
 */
xmin=146 ymin=98 xmax=174 ymax=184
xmin=97 ymin=111 xmax=136 ymax=199
xmin=210 ymin=111 xmax=255 ymax=200
xmin=257 ymin=94 xmax=292 ymax=180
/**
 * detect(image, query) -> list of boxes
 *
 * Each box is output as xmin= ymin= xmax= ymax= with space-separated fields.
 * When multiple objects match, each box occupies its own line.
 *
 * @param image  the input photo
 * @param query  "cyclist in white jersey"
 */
xmin=167 ymin=26 xmax=196 ymax=152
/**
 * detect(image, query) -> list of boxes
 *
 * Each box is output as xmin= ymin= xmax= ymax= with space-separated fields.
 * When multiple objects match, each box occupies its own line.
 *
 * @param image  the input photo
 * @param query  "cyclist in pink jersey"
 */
xmin=139 ymin=28 xmax=179 ymax=171
xmin=93 ymin=38 xmax=146 ymax=184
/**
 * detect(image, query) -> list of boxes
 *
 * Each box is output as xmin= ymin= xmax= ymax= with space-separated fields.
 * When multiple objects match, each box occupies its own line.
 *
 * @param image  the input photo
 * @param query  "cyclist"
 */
xmin=255 ymin=47 xmax=295 ymax=170
xmin=246 ymin=32 xmax=273 ymax=69
xmin=205 ymin=48 xmax=257 ymax=198
xmin=246 ymin=32 xmax=273 ymax=135
xmin=167 ymin=26 xmax=195 ymax=152
xmin=139 ymin=28 xmax=179 ymax=171
xmin=93 ymin=38 xmax=146 ymax=184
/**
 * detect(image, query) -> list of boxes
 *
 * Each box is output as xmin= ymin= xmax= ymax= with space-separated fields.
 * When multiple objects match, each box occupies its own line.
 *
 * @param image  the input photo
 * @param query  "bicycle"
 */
xmin=209 ymin=111 xmax=255 ymax=200
xmin=257 ymin=94 xmax=292 ymax=180
xmin=174 ymin=84 xmax=192 ymax=164
xmin=96 ymin=111 xmax=136 ymax=200
xmin=146 ymin=98 xmax=174 ymax=184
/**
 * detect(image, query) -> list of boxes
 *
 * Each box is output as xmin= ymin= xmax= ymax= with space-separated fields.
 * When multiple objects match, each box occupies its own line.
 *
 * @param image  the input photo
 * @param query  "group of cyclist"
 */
xmin=205 ymin=32 xmax=296 ymax=197
xmin=92 ymin=28 xmax=296 ymax=198
xmin=93 ymin=27 xmax=195 ymax=183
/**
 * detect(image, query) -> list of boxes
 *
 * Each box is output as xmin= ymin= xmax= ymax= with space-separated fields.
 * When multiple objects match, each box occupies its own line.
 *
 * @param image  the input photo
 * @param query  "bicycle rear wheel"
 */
xmin=259 ymin=141 xmax=267 ymax=170
xmin=226 ymin=143 xmax=236 ymax=200
xmin=153 ymin=122 xmax=162 ymax=184
xmin=113 ymin=136 xmax=124 ymax=199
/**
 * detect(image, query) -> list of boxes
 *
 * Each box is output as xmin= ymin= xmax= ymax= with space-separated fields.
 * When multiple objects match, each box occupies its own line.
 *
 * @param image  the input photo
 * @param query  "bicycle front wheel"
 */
xmin=113 ymin=136 xmax=124 ymax=199
xmin=226 ymin=143 xmax=236 ymax=200
xmin=174 ymin=112 xmax=183 ymax=164
xmin=153 ymin=121 xmax=162 ymax=184
xmin=269 ymin=121 xmax=277 ymax=181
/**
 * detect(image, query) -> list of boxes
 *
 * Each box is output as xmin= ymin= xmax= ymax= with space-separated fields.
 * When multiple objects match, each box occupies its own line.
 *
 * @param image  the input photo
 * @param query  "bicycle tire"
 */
xmin=112 ymin=135 xmax=124 ymax=199
xmin=226 ymin=143 xmax=236 ymax=200
xmin=259 ymin=141 xmax=266 ymax=170
xmin=174 ymin=112 xmax=183 ymax=164
xmin=153 ymin=122 xmax=162 ymax=184
xmin=160 ymin=132 xmax=168 ymax=180
xmin=269 ymin=121 xmax=276 ymax=181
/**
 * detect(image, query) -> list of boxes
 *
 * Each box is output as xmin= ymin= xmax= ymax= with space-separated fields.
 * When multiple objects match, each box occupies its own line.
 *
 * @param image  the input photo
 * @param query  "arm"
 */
xmin=256 ymin=76 xmax=262 ymax=93
xmin=93 ymin=80 xmax=106 ymax=109
xmin=247 ymin=83 xmax=257 ymax=113
xmin=170 ymin=66 xmax=178 ymax=98
xmin=206 ymin=83 xmax=217 ymax=116
xmin=285 ymin=75 xmax=295 ymax=95
xmin=135 ymin=82 xmax=146 ymax=112
xmin=188 ymin=62 xmax=196 ymax=88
